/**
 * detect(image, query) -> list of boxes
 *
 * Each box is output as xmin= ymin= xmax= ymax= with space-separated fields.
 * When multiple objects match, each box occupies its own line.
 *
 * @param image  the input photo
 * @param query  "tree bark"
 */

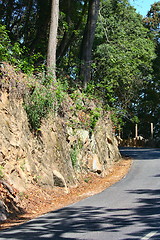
xmin=57 ymin=0 xmax=88 ymax=62
xmin=80 ymin=0 xmax=100 ymax=89
xmin=47 ymin=0 xmax=59 ymax=81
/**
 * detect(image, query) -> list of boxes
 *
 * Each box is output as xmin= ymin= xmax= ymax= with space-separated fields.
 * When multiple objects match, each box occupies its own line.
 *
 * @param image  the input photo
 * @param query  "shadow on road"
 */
xmin=0 ymin=205 xmax=124 ymax=239
xmin=120 ymin=147 xmax=160 ymax=161
xmin=0 ymin=148 xmax=160 ymax=239
xmin=122 ymin=188 xmax=160 ymax=239
xmin=0 ymin=187 xmax=160 ymax=239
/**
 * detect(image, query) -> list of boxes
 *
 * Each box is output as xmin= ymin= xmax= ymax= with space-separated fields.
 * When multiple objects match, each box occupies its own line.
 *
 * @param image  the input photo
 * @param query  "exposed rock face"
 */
xmin=0 ymin=180 xmax=23 ymax=222
xmin=0 ymin=92 xmax=75 ymax=190
xmin=0 ymin=63 xmax=121 ymax=194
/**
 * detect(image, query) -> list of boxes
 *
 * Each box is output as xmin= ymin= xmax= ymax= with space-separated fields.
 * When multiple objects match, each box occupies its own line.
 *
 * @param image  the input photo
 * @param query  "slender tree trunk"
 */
xmin=47 ymin=0 xmax=59 ymax=81
xmin=30 ymin=0 xmax=51 ymax=52
xmin=56 ymin=0 xmax=71 ymax=60
xmin=57 ymin=0 xmax=88 ymax=62
xmin=80 ymin=0 xmax=100 ymax=89
xmin=23 ymin=0 xmax=33 ymax=43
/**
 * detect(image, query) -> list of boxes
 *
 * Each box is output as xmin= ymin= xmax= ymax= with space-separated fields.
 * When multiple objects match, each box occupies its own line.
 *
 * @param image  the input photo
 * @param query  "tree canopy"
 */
xmin=128 ymin=1 xmax=160 ymax=141
xmin=92 ymin=0 xmax=155 ymax=109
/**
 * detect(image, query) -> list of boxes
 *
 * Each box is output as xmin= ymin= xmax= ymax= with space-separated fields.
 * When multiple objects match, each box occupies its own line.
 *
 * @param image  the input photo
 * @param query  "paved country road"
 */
xmin=0 ymin=147 xmax=160 ymax=240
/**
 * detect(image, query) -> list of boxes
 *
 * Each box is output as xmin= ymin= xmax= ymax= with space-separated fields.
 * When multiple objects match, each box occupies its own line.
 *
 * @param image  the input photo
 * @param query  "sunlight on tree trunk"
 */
xmin=47 ymin=0 xmax=59 ymax=81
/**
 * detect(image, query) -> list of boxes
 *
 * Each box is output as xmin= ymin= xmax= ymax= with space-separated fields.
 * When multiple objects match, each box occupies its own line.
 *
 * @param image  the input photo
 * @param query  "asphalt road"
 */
xmin=0 ymin=147 xmax=160 ymax=240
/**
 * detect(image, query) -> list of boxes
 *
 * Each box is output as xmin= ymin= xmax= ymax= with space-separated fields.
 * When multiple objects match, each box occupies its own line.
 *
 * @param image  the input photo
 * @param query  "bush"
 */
xmin=0 ymin=24 xmax=44 ymax=74
xmin=24 ymin=83 xmax=54 ymax=130
xmin=0 ymin=24 xmax=12 ymax=62
xmin=24 ymin=74 xmax=68 ymax=130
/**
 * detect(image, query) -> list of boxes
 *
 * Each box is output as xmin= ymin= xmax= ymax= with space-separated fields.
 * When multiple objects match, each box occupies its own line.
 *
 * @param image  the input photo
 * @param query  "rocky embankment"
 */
xmin=0 ymin=63 xmax=121 ymax=222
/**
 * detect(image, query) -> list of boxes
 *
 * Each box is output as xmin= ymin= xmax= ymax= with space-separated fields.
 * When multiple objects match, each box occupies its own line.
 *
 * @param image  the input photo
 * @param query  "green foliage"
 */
xmin=143 ymin=1 xmax=160 ymax=36
xmin=0 ymin=24 xmax=22 ymax=63
xmin=70 ymin=143 xmax=78 ymax=167
xmin=69 ymin=90 xmax=103 ymax=131
xmin=93 ymin=0 xmax=156 ymax=108
xmin=24 ymin=74 xmax=68 ymax=130
xmin=0 ymin=24 xmax=44 ymax=74
xmin=110 ymin=110 xmax=125 ymax=128
xmin=0 ymin=165 xmax=4 ymax=179
xmin=54 ymin=78 xmax=69 ymax=105
xmin=130 ymin=116 xmax=140 ymax=124
xmin=70 ymin=138 xmax=84 ymax=168
xmin=70 ymin=90 xmax=86 ymax=111
xmin=16 ymin=50 xmax=44 ymax=74
xmin=33 ymin=175 xmax=41 ymax=183
xmin=0 ymin=24 xmax=11 ymax=61
xmin=24 ymin=83 xmax=54 ymax=130
xmin=89 ymin=108 xmax=102 ymax=131
xmin=122 ymin=2 xmax=160 ymax=141
xmin=19 ymin=192 xmax=29 ymax=200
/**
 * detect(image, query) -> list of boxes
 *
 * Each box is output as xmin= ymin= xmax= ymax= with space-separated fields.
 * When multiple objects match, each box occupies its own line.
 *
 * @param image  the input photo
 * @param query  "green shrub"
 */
xmin=0 ymin=24 xmax=14 ymax=63
xmin=0 ymin=165 xmax=4 ymax=179
xmin=70 ymin=144 xmax=78 ymax=167
xmin=24 ymin=74 xmax=68 ymax=130
xmin=0 ymin=24 xmax=44 ymax=74
xmin=89 ymin=107 xmax=102 ymax=131
xmin=54 ymin=79 xmax=68 ymax=105
xmin=24 ymin=83 xmax=54 ymax=130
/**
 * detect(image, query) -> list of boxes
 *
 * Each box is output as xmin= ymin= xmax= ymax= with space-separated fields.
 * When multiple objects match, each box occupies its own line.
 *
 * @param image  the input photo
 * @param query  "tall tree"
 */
xmin=79 ymin=0 xmax=100 ymax=89
xmin=117 ymin=1 xmax=160 ymax=140
xmin=93 ymin=0 xmax=155 ymax=108
xmin=143 ymin=1 xmax=160 ymax=81
xmin=47 ymin=0 xmax=59 ymax=80
xmin=143 ymin=1 xmax=160 ymax=36
xmin=133 ymin=1 xmax=160 ymax=140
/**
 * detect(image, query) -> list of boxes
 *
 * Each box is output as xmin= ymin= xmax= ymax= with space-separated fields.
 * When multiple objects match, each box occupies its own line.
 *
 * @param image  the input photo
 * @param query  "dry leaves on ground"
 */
xmin=0 ymin=157 xmax=132 ymax=230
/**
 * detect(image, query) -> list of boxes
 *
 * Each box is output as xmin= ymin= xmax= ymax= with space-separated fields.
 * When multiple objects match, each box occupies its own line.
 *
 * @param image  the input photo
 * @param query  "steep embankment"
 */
xmin=0 ymin=63 xmax=123 ymax=223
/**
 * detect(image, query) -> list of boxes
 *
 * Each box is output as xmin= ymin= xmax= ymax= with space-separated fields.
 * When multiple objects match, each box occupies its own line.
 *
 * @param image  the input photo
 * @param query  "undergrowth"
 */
xmin=0 ymin=165 xmax=4 ymax=179
xmin=24 ymin=74 xmax=68 ymax=130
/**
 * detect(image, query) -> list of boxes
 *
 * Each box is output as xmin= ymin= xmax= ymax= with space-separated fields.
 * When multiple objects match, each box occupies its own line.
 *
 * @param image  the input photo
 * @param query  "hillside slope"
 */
xmin=0 ymin=63 xmax=122 ymax=223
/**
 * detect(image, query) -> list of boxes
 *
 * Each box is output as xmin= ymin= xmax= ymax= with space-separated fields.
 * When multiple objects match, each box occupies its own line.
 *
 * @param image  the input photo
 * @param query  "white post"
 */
xmin=135 ymin=124 xmax=138 ymax=138
xmin=151 ymin=122 xmax=153 ymax=139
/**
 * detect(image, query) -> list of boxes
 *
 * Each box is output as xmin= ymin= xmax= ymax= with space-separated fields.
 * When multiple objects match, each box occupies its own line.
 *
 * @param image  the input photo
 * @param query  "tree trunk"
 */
xmin=5 ymin=0 xmax=14 ymax=29
xmin=57 ymin=0 xmax=88 ymax=62
xmin=80 ymin=0 xmax=100 ymax=89
xmin=23 ymin=0 xmax=33 ymax=43
xmin=47 ymin=0 xmax=59 ymax=81
xmin=30 ymin=0 xmax=51 ymax=52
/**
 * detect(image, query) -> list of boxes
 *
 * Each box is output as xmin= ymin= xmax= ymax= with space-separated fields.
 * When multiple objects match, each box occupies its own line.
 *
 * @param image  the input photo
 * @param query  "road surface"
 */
xmin=0 ymin=147 xmax=160 ymax=240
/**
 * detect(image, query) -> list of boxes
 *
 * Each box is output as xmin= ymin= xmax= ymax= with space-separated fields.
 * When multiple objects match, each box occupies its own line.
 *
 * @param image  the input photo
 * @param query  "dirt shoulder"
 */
xmin=0 ymin=157 xmax=132 ymax=230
